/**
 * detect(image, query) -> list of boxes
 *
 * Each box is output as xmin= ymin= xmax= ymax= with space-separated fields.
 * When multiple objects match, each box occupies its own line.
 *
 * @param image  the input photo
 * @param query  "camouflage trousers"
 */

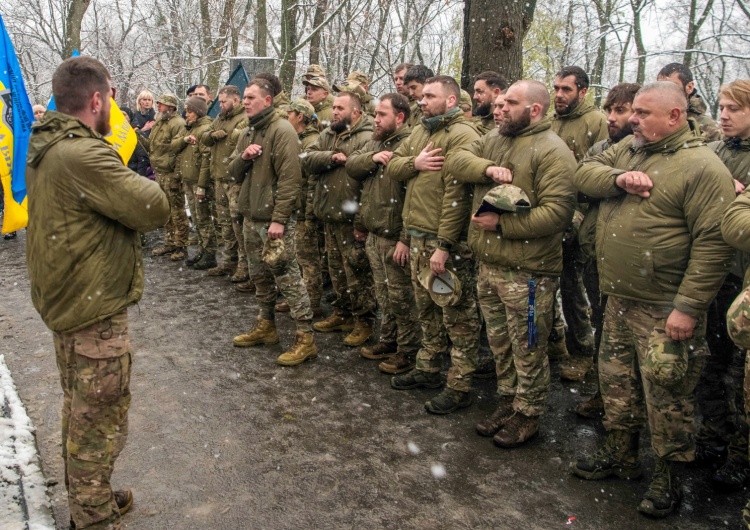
xmin=477 ymin=264 xmax=555 ymax=417
xmin=244 ymin=218 xmax=313 ymax=331
xmin=410 ymin=237 xmax=480 ymax=392
xmin=184 ymin=181 xmax=217 ymax=255
xmin=366 ymin=234 xmax=420 ymax=355
xmin=324 ymin=222 xmax=376 ymax=322
xmin=600 ymin=297 xmax=708 ymax=460
xmin=53 ymin=309 xmax=132 ymax=530
xmin=295 ymin=220 xmax=324 ymax=308
xmin=215 ymin=180 xmax=246 ymax=266
xmin=156 ymin=172 xmax=189 ymax=248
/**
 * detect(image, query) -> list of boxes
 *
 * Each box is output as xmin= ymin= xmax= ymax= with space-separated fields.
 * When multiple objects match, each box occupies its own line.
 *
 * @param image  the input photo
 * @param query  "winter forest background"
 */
xmin=4 ymin=0 xmax=750 ymax=118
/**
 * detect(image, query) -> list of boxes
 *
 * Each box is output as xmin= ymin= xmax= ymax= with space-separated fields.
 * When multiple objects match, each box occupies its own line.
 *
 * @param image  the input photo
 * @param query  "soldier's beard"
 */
xmin=373 ymin=124 xmax=396 ymax=141
xmin=498 ymin=109 xmax=531 ymax=137
xmin=473 ymin=102 xmax=492 ymax=117
xmin=331 ymin=116 xmax=351 ymax=134
xmin=609 ymin=123 xmax=633 ymax=143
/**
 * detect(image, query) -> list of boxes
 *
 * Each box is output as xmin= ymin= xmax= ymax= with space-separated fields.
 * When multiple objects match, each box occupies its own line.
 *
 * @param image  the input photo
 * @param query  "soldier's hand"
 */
xmin=393 ymin=241 xmax=410 ymax=267
xmin=242 ymin=144 xmax=263 ymax=161
xmin=268 ymin=222 xmax=285 ymax=240
xmin=211 ymin=129 xmax=228 ymax=140
xmin=373 ymin=151 xmax=393 ymax=165
xmin=195 ymin=187 xmax=206 ymax=201
xmin=665 ymin=309 xmax=697 ymax=341
xmin=430 ymin=248 xmax=449 ymax=275
xmin=187 ymin=135 xmax=197 ymax=145
xmin=486 ymin=166 xmax=513 ymax=184
xmin=735 ymin=179 xmax=746 ymax=195
xmin=616 ymin=171 xmax=653 ymax=197
xmin=142 ymin=121 xmax=155 ymax=132
xmin=331 ymin=152 xmax=348 ymax=165
xmin=471 ymin=212 xmax=500 ymax=231
xmin=414 ymin=142 xmax=444 ymax=172
xmin=353 ymin=229 xmax=368 ymax=242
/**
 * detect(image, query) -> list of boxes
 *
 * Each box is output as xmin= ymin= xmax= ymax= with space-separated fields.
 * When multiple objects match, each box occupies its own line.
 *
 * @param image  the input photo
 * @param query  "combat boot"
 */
xmin=343 ymin=320 xmax=373 ymax=346
xmin=313 ymin=313 xmax=355 ymax=333
xmin=637 ymin=458 xmax=682 ymax=518
xmin=360 ymin=341 xmax=397 ymax=360
xmin=207 ymin=261 xmax=235 ymax=276
xmin=391 ymin=369 xmax=443 ymax=390
xmin=235 ymin=280 xmax=256 ymax=293
xmin=378 ymin=352 xmax=415 ymax=374
xmin=152 ymin=244 xmax=177 ymax=256
xmin=493 ymin=412 xmax=539 ymax=448
xmin=186 ymin=251 xmax=204 ymax=266
xmin=170 ymin=247 xmax=187 ymax=261
xmin=275 ymin=300 xmax=290 ymax=312
xmin=425 ymin=388 xmax=472 ymax=414
xmin=570 ymin=429 xmax=642 ymax=480
xmin=711 ymin=453 xmax=750 ymax=492
xmin=277 ymin=331 xmax=318 ymax=366
xmin=561 ymin=355 xmax=594 ymax=381
xmin=575 ymin=391 xmax=604 ymax=419
xmin=547 ymin=338 xmax=569 ymax=360
xmin=476 ymin=395 xmax=515 ymax=437
xmin=231 ymin=263 xmax=250 ymax=283
xmin=192 ymin=253 xmax=217 ymax=270
xmin=233 ymin=318 xmax=279 ymax=347
xmin=70 ymin=490 xmax=133 ymax=529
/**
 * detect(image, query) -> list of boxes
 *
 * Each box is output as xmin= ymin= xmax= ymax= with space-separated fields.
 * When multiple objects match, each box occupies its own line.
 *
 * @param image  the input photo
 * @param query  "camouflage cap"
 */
xmin=332 ymin=80 xmax=368 ymax=101
xmin=156 ymin=93 xmax=179 ymax=108
xmin=302 ymin=76 xmax=331 ymax=92
xmin=262 ymin=238 xmax=287 ymax=270
xmin=475 ymin=184 xmax=531 ymax=216
xmin=289 ymin=98 xmax=315 ymax=121
xmin=459 ymin=89 xmax=472 ymax=110
xmin=727 ymin=287 xmax=750 ymax=349
xmin=417 ymin=267 xmax=462 ymax=307
xmin=346 ymin=71 xmax=369 ymax=86
xmin=642 ymin=327 xmax=689 ymax=388
xmin=303 ymin=64 xmax=327 ymax=78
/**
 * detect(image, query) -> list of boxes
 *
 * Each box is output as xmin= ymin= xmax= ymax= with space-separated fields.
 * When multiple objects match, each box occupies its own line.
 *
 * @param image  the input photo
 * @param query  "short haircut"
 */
xmin=393 ymin=62 xmax=413 ymax=75
xmin=52 ymin=56 xmax=110 ymax=115
xmin=334 ymin=91 xmax=362 ymax=112
xmin=218 ymin=85 xmax=241 ymax=98
xmin=253 ymin=72 xmax=282 ymax=96
xmin=195 ymin=84 xmax=212 ymax=96
xmin=720 ymin=80 xmax=750 ymax=110
xmin=637 ymin=81 xmax=688 ymax=114
xmin=555 ymin=65 xmax=590 ymax=90
xmin=425 ymin=75 xmax=460 ymax=101
xmin=404 ymin=65 xmax=435 ymax=86
xmin=135 ymin=90 xmax=154 ymax=113
xmin=248 ymin=79 xmax=274 ymax=100
xmin=380 ymin=93 xmax=411 ymax=121
xmin=603 ymin=83 xmax=641 ymax=110
xmin=657 ymin=63 xmax=693 ymax=87
xmin=475 ymin=70 xmax=508 ymax=91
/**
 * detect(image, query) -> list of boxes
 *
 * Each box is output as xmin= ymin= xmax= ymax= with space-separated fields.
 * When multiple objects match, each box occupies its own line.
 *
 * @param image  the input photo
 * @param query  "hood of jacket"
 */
xmin=28 ymin=111 xmax=102 ymax=169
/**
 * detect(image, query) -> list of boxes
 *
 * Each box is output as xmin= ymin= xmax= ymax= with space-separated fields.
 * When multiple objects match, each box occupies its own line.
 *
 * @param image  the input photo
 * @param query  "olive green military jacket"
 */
xmin=689 ymin=93 xmax=721 ymax=142
xmin=139 ymin=112 xmax=186 ymax=173
xmin=472 ymin=113 xmax=495 ymax=135
xmin=314 ymin=98 xmax=334 ymax=130
xmin=297 ymin=125 xmax=321 ymax=221
xmin=346 ymin=124 xmax=412 ymax=241
xmin=572 ymin=125 xmax=735 ymax=316
xmin=385 ymin=109 xmax=480 ymax=249
xmin=227 ymin=107 xmax=302 ymax=225
xmin=304 ymin=115 xmax=374 ymax=223
xmin=175 ymin=115 xmax=213 ymax=187
xmin=274 ymin=91 xmax=290 ymax=119
xmin=407 ymin=102 xmax=423 ymax=129
xmin=201 ymin=104 xmax=247 ymax=182
xmin=722 ymin=188 xmax=750 ymax=286
xmin=447 ymin=118 xmax=576 ymax=276
xmin=550 ymin=99 xmax=608 ymax=162
xmin=26 ymin=112 xmax=170 ymax=333
xmin=578 ymin=137 xmax=615 ymax=260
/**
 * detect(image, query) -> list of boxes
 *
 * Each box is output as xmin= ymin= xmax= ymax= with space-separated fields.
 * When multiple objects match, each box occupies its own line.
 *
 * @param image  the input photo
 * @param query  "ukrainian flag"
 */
xmin=0 ymin=13 xmax=33 ymax=234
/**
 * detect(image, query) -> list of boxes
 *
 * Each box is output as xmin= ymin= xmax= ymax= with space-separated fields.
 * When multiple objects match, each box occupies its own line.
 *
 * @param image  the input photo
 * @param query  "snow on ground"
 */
xmin=0 ymin=354 xmax=55 ymax=530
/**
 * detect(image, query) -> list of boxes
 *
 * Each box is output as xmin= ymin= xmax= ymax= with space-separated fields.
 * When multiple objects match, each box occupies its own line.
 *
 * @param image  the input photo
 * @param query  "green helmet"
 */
xmin=475 ymin=184 xmax=531 ymax=216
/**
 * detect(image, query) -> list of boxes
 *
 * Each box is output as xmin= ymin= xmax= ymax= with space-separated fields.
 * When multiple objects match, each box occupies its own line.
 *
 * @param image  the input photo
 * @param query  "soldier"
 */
xmin=200 ymin=85 xmax=250 ymax=282
xmin=175 ymin=97 xmax=216 ymax=269
xmin=657 ymin=63 xmax=721 ymax=142
xmin=472 ymin=70 xmax=507 ymax=134
xmin=448 ymin=80 xmax=576 ymax=446
xmin=192 ymin=84 xmax=212 ymax=104
xmin=305 ymin=91 xmax=377 ymax=346
xmin=385 ymin=75 xmax=481 ymax=414
xmin=136 ymin=93 xmax=188 ymax=259
xmin=393 ymin=62 xmax=413 ymax=99
xmin=346 ymin=93 xmax=421 ymax=374
xmin=229 ymin=80 xmax=318 ymax=366
xmin=403 ymin=65 xmax=434 ymax=128
xmin=254 ymin=72 xmax=290 ymax=118
xmin=335 ymin=71 xmax=376 ymax=116
xmin=569 ymin=82 xmax=735 ymax=518
xmin=696 ymin=80 xmax=750 ymax=489
xmin=301 ymin=64 xmax=328 ymax=81
xmin=549 ymin=65 xmax=609 ymax=381
xmin=303 ymin=76 xmax=333 ymax=129
xmin=459 ymin=90 xmax=473 ymax=119
xmin=26 ymin=56 xmax=170 ymax=529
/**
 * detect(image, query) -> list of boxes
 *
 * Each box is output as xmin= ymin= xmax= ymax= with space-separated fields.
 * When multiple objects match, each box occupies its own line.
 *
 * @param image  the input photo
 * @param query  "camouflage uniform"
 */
xmin=688 ymin=93 xmax=721 ymax=143
xmin=295 ymin=123 xmax=323 ymax=308
xmin=324 ymin=222 xmax=376 ymax=319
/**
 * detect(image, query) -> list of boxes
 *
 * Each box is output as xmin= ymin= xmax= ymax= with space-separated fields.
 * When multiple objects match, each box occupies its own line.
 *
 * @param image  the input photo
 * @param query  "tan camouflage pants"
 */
xmin=599 ymin=297 xmax=707 ymax=461
xmin=477 ymin=264 xmax=555 ymax=417
xmin=184 ymin=181 xmax=217 ymax=254
xmin=409 ymin=237 xmax=480 ymax=392
xmin=53 ymin=309 xmax=131 ymax=530
xmin=324 ymin=222 xmax=376 ymax=321
xmin=295 ymin=220 xmax=324 ymax=308
xmin=215 ymin=180 xmax=245 ymax=265
xmin=156 ymin=172 xmax=189 ymax=248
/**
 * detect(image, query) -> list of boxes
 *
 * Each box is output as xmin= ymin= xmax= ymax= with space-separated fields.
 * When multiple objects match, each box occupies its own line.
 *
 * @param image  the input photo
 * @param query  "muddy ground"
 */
xmin=0 ymin=229 xmax=745 ymax=530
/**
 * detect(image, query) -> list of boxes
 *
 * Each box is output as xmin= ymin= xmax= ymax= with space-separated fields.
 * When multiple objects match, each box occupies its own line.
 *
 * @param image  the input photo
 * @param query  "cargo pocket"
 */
xmin=347 ymin=240 xmax=370 ymax=271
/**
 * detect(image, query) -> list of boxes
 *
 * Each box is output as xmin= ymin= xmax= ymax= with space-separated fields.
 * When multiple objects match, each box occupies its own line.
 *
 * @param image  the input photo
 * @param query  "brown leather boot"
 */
xmin=313 ymin=313 xmax=355 ymax=333
xmin=360 ymin=341 xmax=397 ymax=360
xmin=561 ymin=356 xmax=594 ymax=382
xmin=152 ymin=245 xmax=177 ymax=256
xmin=275 ymin=300 xmax=290 ymax=312
xmin=170 ymin=248 xmax=187 ymax=261
xmin=207 ymin=262 xmax=235 ymax=276
xmin=493 ymin=412 xmax=539 ymax=448
xmin=378 ymin=352 xmax=415 ymax=374
xmin=233 ymin=318 xmax=279 ymax=347
xmin=343 ymin=320 xmax=373 ymax=346
xmin=277 ymin=331 xmax=318 ymax=366
xmin=475 ymin=395 xmax=515 ymax=437
xmin=231 ymin=263 xmax=250 ymax=283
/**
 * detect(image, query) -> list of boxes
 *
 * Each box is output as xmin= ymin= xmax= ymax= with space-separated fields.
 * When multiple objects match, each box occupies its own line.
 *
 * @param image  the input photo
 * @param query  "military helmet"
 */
xmin=332 ymin=80 xmax=368 ymax=101
xmin=303 ymin=64 xmax=327 ymax=79
xmin=417 ymin=267 xmax=462 ymax=307
xmin=459 ymin=89 xmax=472 ymax=112
xmin=475 ymin=184 xmax=531 ymax=216
xmin=642 ymin=328 xmax=689 ymax=388
xmin=156 ymin=93 xmax=179 ymax=109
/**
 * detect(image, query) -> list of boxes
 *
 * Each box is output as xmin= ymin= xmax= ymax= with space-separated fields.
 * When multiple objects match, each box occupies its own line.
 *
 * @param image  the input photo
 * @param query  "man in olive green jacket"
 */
xmin=303 ymin=76 xmax=333 ymax=129
xmin=569 ymin=82 xmax=735 ymax=518
xmin=346 ymin=93 xmax=421 ymax=374
xmin=657 ymin=63 xmax=721 ymax=142
xmin=227 ymin=80 xmax=317 ymax=366
xmin=448 ymin=80 xmax=576 ymax=446
xmin=26 ymin=57 xmax=170 ymax=530
xmin=385 ymin=75 xmax=482 ymax=414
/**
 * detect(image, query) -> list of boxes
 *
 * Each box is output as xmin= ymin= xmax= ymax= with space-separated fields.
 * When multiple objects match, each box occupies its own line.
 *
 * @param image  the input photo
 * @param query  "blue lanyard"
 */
xmin=528 ymin=278 xmax=538 ymax=351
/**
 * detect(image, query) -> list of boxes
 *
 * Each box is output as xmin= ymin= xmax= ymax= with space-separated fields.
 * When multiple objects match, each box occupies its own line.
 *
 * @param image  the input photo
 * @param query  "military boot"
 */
xmin=575 ymin=391 xmax=604 ymax=419
xmin=193 ymin=253 xmax=217 ymax=271
xmin=277 ymin=331 xmax=318 ymax=366
xmin=711 ymin=452 xmax=750 ymax=492
xmin=425 ymin=388 xmax=472 ymax=414
xmin=313 ymin=313 xmax=355 ymax=333
xmin=561 ymin=355 xmax=594 ymax=381
xmin=207 ymin=261 xmax=235 ymax=276
xmin=235 ymin=280 xmax=256 ymax=293
xmin=170 ymin=247 xmax=187 ymax=261
xmin=570 ymin=429 xmax=642 ymax=480
xmin=70 ymin=490 xmax=133 ymax=529
xmin=186 ymin=251 xmax=204 ymax=266
xmin=637 ymin=458 xmax=683 ymax=518
xmin=231 ymin=262 xmax=250 ymax=283
xmin=378 ymin=352 xmax=415 ymax=374
xmin=152 ymin=244 xmax=177 ymax=256
xmin=233 ymin=318 xmax=279 ymax=347
xmin=343 ymin=320 xmax=373 ymax=346
xmin=275 ymin=300 xmax=290 ymax=312
xmin=391 ymin=369 xmax=443 ymax=390
xmin=360 ymin=341 xmax=397 ymax=360
xmin=493 ymin=412 xmax=539 ymax=448
xmin=476 ymin=395 xmax=515 ymax=437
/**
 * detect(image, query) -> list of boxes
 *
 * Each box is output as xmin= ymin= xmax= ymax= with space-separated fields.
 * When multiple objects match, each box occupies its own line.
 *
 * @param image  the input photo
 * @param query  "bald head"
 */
xmin=629 ymin=81 xmax=690 ymax=146
xmin=512 ymin=80 xmax=551 ymax=115
xmin=638 ymin=82 xmax=688 ymax=115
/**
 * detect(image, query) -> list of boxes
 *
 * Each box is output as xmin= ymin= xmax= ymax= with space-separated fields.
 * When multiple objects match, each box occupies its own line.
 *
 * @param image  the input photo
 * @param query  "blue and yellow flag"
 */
xmin=0 ymin=13 xmax=33 ymax=234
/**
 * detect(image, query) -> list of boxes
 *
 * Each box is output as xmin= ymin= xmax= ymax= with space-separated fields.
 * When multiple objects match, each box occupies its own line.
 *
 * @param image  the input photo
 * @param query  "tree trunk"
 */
xmin=63 ymin=0 xmax=92 ymax=58
xmin=309 ymin=0 xmax=327 ymax=65
xmin=591 ymin=0 xmax=614 ymax=106
xmin=461 ymin=0 xmax=537 ymax=90
xmin=279 ymin=0 xmax=298 ymax=92
xmin=683 ymin=0 xmax=714 ymax=68
xmin=256 ymin=0 xmax=268 ymax=56
xmin=631 ymin=0 xmax=647 ymax=84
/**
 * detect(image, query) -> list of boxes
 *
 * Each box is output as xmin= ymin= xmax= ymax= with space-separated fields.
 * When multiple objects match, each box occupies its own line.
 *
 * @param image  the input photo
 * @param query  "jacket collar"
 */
xmin=554 ymin=98 xmax=596 ymax=121
xmin=630 ymin=124 xmax=703 ymax=154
